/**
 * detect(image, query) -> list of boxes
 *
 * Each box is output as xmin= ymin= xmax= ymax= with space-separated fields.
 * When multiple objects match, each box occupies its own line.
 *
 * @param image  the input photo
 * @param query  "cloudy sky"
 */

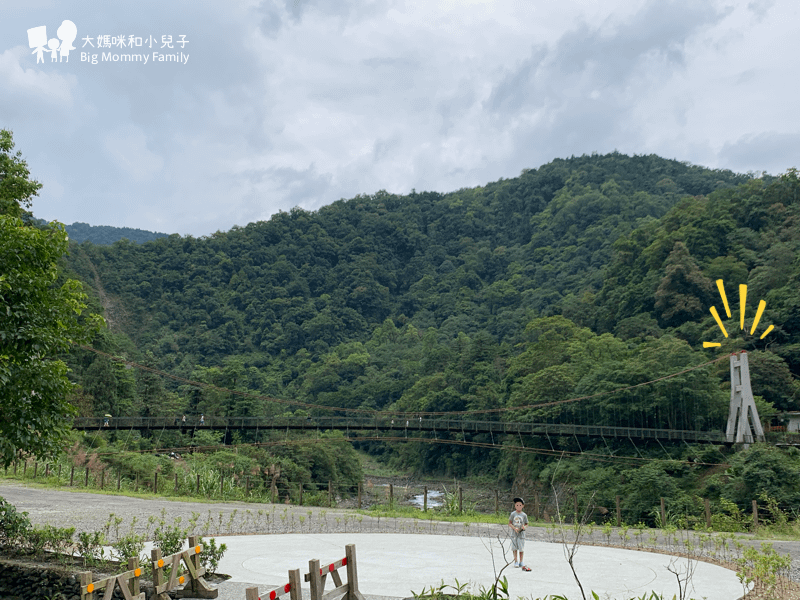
xmin=1 ymin=0 xmax=798 ymax=237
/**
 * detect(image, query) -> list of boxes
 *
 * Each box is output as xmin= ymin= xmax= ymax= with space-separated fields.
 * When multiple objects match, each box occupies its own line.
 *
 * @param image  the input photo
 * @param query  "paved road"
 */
xmin=0 ymin=482 xmax=787 ymax=599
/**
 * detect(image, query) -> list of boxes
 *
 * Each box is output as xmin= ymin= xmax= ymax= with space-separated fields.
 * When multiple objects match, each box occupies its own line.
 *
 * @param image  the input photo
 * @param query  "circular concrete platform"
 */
xmin=214 ymin=532 xmax=745 ymax=599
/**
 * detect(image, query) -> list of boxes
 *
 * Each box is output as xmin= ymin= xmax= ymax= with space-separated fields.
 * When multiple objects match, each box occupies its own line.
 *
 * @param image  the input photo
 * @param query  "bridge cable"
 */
xmin=121 ymin=424 xmax=134 ymax=454
xmin=682 ymin=439 xmax=703 ymax=463
xmin=153 ymin=420 xmax=167 ymax=451
xmin=656 ymin=438 xmax=672 ymax=461
xmin=601 ymin=435 xmax=614 ymax=457
xmin=75 ymin=344 xmax=730 ymax=419
xmin=628 ymin=436 xmax=644 ymax=460
xmin=82 ymin=432 xmax=729 ymax=468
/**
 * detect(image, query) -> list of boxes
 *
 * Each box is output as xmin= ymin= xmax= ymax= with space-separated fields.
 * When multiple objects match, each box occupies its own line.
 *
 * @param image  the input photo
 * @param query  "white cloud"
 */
xmin=0 ymin=45 xmax=76 ymax=119
xmin=1 ymin=0 xmax=799 ymax=235
xmin=102 ymin=124 xmax=164 ymax=181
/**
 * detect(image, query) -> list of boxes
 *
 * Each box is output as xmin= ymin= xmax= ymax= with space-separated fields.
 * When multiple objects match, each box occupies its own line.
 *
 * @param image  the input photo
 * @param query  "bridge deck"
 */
xmin=73 ymin=416 xmax=728 ymax=444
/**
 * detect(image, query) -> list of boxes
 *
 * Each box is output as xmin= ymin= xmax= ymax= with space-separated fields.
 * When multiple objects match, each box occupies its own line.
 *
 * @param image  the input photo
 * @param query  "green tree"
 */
xmin=654 ymin=241 xmax=714 ymax=328
xmin=0 ymin=130 xmax=39 ymax=219
xmin=0 ymin=129 xmax=103 ymax=466
xmin=723 ymin=445 xmax=800 ymax=507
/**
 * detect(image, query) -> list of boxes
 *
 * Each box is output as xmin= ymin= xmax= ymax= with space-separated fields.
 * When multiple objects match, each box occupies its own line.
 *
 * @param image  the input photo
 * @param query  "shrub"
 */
xmin=0 ymin=496 xmax=31 ymax=551
xmin=77 ymin=531 xmax=107 ymax=567
xmin=199 ymin=537 xmax=227 ymax=574
xmin=710 ymin=498 xmax=749 ymax=533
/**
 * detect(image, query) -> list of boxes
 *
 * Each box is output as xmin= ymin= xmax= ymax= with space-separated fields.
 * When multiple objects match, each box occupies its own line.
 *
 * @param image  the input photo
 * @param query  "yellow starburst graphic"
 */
xmin=702 ymin=279 xmax=774 ymax=348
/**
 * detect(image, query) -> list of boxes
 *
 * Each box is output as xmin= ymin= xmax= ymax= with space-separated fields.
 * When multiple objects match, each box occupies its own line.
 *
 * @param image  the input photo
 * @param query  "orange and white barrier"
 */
xmin=152 ymin=535 xmax=217 ymax=599
xmin=80 ymin=557 xmax=145 ymax=600
xmin=245 ymin=543 xmax=364 ymax=600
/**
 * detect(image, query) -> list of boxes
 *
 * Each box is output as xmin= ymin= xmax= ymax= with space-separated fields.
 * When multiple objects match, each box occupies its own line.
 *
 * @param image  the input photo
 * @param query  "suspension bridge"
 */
xmin=70 ymin=351 xmax=771 ymax=447
xmin=70 ymin=415 xmax=729 ymax=443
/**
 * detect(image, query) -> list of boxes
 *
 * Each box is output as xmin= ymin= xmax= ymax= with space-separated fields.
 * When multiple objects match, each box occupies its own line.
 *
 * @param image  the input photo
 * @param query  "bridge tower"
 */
xmin=725 ymin=351 xmax=765 ymax=445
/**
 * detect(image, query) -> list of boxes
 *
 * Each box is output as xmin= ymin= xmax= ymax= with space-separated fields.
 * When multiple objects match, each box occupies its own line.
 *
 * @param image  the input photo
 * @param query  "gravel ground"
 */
xmin=2 ymin=482 xmax=800 ymax=599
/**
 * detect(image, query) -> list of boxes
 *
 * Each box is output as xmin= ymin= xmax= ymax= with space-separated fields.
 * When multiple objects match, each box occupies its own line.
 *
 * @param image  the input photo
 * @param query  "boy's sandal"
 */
xmin=522 ymin=566 xmax=531 ymax=571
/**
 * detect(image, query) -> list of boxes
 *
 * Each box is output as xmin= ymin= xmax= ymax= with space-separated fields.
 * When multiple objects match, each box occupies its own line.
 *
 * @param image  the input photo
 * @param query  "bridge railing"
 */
xmin=70 ymin=415 xmax=727 ymax=443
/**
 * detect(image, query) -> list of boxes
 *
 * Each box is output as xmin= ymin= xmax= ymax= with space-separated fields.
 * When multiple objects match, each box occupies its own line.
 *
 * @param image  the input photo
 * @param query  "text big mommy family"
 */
xmin=27 ymin=25 xmax=190 ymax=66
xmin=81 ymin=51 xmax=189 ymax=64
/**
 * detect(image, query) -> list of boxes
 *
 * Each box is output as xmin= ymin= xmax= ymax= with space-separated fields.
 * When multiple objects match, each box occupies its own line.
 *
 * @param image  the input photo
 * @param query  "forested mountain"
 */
xmin=59 ymin=153 xmax=800 ymax=511
xmin=65 ymin=222 xmax=171 ymax=245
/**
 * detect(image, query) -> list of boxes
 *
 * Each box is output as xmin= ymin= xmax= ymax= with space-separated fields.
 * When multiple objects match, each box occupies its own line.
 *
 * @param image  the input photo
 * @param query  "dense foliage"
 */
xmin=65 ymin=222 xmax=170 ymax=245
xmin=51 ymin=151 xmax=800 ymax=521
xmin=0 ymin=130 xmax=103 ymax=467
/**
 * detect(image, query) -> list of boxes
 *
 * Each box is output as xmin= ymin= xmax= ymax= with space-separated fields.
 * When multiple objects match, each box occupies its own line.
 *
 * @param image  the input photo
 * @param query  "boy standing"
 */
xmin=509 ymin=497 xmax=529 ymax=570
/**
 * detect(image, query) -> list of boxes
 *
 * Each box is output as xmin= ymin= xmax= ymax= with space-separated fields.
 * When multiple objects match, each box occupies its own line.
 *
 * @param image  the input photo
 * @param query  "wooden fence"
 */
xmin=80 ymin=557 xmax=145 ymax=600
xmin=3 ymin=457 xmax=784 ymax=529
xmin=79 ymin=537 xmax=216 ymax=600
xmin=245 ymin=544 xmax=364 ymax=600
xmin=152 ymin=535 xmax=217 ymax=599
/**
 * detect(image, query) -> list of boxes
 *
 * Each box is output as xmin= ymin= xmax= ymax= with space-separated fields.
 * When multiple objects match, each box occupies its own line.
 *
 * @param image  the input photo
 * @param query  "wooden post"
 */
xmin=704 ymin=498 xmax=712 ymax=529
xmin=329 ymin=480 xmax=333 ymax=507
xmin=118 ymin=469 xmax=121 ymax=491
xmin=34 ymin=462 xmax=38 ymax=478
xmin=357 ymin=482 xmax=361 ymax=509
xmin=13 ymin=460 xmax=17 ymax=476
xmin=175 ymin=473 xmax=179 ymax=494
xmin=220 ymin=472 xmax=224 ymax=497
xmin=616 ymin=495 xmax=621 ymax=527
xmin=660 ymin=498 xmax=667 ymax=529
xmin=186 ymin=534 xmax=218 ymax=597
xmin=495 ymin=489 xmax=499 ymax=515
xmin=128 ymin=556 xmax=141 ymax=597
xmin=299 ymin=482 xmax=303 ymax=506
xmin=85 ymin=466 xmax=89 ymax=487
xmin=135 ymin=473 xmax=139 ymax=492
xmin=345 ymin=543 xmax=365 ymax=600
xmin=196 ymin=473 xmax=200 ymax=495
xmin=424 ymin=486 xmax=428 ymax=512
xmin=288 ymin=568 xmax=302 ymax=600
xmin=458 ymin=486 xmax=463 ymax=514
xmin=534 ymin=491 xmax=540 ymax=521
xmin=151 ymin=548 xmax=165 ymax=594
xmin=100 ymin=469 xmax=104 ymax=490
xmin=58 ymin=464 xmax=62 ymax=479
xmin=154 ymin=472 xmax=158 ymax=494
xmin=753 ymin=500 xmax=759 ymax=528
xmin=388 ymin=483 xmax=393 ymax=507
xmin=245 ymin=588 xmax=258 ymax=600
xmin=23 ymin=460 xmax=27 ymax=476
xmin=45 ymin=463 xmax=50 ymax=478
xmin=309 ymin=558 xmax=322 ymax=600
xmin=70 ymin=465 xmax=74 ymax=486
xmin=80 ymin=571 xmax=93 ymax=600
xmin=188 ymin=535 xmax=201 ymax=584
xmin=246 ymin=476 xmax=250 ymax=497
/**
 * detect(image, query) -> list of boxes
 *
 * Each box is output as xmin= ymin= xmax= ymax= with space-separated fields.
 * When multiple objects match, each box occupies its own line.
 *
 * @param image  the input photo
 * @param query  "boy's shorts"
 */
xmin=511 ymin=535 xmax=525 ymax=551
